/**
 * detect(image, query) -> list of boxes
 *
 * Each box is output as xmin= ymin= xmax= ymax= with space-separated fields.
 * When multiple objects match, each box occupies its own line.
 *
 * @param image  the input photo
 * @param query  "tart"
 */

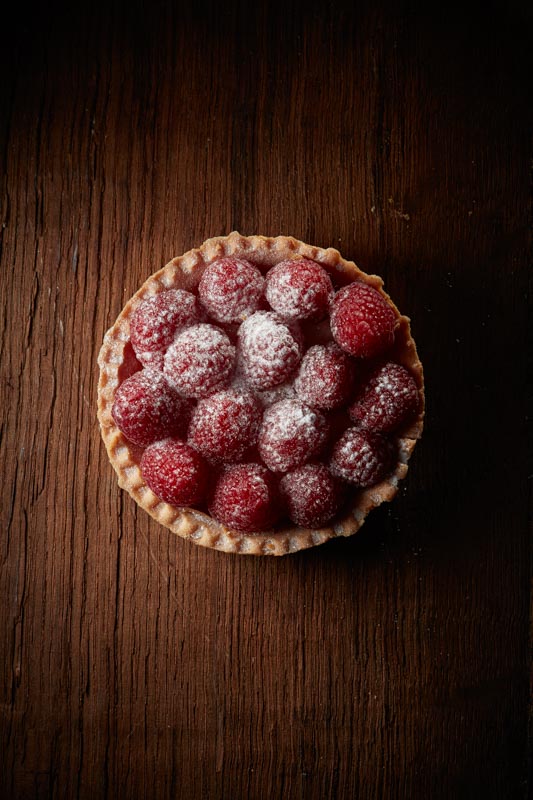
xmin=97 ymin=232 xmax=424 ymax=556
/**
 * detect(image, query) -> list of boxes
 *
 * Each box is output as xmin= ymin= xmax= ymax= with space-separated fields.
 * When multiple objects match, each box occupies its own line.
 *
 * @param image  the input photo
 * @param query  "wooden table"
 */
xmin=1 ymin=1 xmax=531 ymax=797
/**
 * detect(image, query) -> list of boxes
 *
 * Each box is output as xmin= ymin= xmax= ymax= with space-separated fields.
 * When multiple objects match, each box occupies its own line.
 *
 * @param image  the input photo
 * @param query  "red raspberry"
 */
xmin=330 ymin=428 xmax=394 ymax=487
xmin=111 ymin=369 xmax=187 ymax=447
xmin=294 ymin=343 xmax=356 ymax=410
xmin=280 ymin=464 xmax=344 ymax=528
xmin=130 ymin=289 xmax=203 ymax=359
xmin=209 ymin=463 xmax=282 ymax=532
xmin=141 ymin=438 xmax=210 ymax=506
xmin=237 ymin=311 xmax=303 ymax=390
xmin=188 ymin=389 xmax=262 ymax=463
xmin=265 ymin=258 xmax=333 ymax=321
xmin=349 ymin=362 xmax=420 ymax=433
xmin=164 ymin=324 xmax=235 ymax=398
xmin=258 ymin=398 xmax=329 ymax=473
xmin=198 ymin=256 xmax=264 ymax=324
xmin=330 ymin=282 xmax=396 ymax=358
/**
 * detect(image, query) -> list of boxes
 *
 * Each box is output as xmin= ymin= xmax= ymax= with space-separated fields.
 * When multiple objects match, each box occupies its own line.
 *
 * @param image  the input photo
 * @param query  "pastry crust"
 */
xmin=97 ymin=232 xmax=424 ymax=555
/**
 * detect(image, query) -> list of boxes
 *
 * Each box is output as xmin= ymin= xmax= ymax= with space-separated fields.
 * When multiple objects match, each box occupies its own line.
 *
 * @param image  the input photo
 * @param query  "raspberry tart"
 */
xmin=98 ymin=232 xmax=424 ymax=555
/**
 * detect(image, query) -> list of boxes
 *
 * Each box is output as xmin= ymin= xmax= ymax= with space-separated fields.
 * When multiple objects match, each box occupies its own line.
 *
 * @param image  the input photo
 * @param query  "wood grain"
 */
xmin=1 ymin=1 xmax=531 ymax=798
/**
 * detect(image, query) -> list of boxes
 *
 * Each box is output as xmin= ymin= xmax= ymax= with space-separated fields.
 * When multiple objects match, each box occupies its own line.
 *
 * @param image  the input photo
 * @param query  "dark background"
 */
xmin=1 ymin=1 xmax=531 ymax=798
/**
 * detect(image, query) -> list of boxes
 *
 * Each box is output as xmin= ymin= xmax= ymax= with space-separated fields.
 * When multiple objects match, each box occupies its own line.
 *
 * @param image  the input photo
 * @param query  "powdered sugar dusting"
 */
xmin=265 ymin=259 xmax=333 ymax=321
xmin=295 ymin=343 xmax=356 ymax=409
xmin=199 ymin=257 xmax=264 ymax=323
xmin=136 ymin=350 xmax=165 ymax=371
xmin=258 ymin=398 xmax=329 ymax=472
xmin=238 ymin=311 xmax=303 ymax=390
xmin=111 ymin=368 xmax=187 ymax=446
xmin=256 ymin=381 xmax=297 ymax=408
xmin=330 ymin=428 xmax=394 ymax=487
xmin=349 ymin=362 xmax=419 ymax=433
xmin=140 ymin=438 xmax=210 ymax=505
xmin=280 ymin=463 xmax=343 ymax=528
xmin=164 ymin=323 xmax=235 ymax=398
xmin=209 ymin=463 xmax=281 ymax=532
xmin=131 ymin=289 xmax=202 ymax=355
xmin=188 ymin=388 xmax=262 ymax=462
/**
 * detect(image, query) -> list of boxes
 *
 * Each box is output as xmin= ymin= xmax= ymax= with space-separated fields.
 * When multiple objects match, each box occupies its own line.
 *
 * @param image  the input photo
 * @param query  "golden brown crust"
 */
xmin=97 ymin=232 xmax=425 ymax=555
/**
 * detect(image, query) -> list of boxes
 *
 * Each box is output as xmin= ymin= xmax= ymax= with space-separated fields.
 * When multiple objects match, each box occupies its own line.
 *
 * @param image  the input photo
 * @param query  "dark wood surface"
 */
xmin=1 ymin=1 xmax=531 ymax=798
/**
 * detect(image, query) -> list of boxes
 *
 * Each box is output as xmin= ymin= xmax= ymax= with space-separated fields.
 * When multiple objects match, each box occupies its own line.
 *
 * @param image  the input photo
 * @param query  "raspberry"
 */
xmin=164 ymin=323 xmax=235 ymax=398
xmin=141 ymin=439 xmax=210 ymax=506
xmin=280 ymin=464 xmax=344 ymax=528
xmin=130 ymin=289 xmax=203 ymax=359
xmin=294 ymin=343 xmax=356 ymax=410
xmin=330 ymin=282 xmax=396 ymax=358
xmin=265 ymin=258 xmax=333 ymax=321
xmin=330 ymin=428 xmax=394 ymax=487
xmin=209 ymin=463 xmax=282 ymax=532
xmin=258 ymin=398 xmax=329 ymax=473
xmin=188 ymin=389 xmax=262 ymax=463
xmin=237 ymin=311 xmax=303 ymax=390
xmin=198 ymin=256 xmax=264 ymax=324
xmin=349 ymin=362 xmax=420 ymax=433
xmin=111 ymin=369 xmax=187 ymax=447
